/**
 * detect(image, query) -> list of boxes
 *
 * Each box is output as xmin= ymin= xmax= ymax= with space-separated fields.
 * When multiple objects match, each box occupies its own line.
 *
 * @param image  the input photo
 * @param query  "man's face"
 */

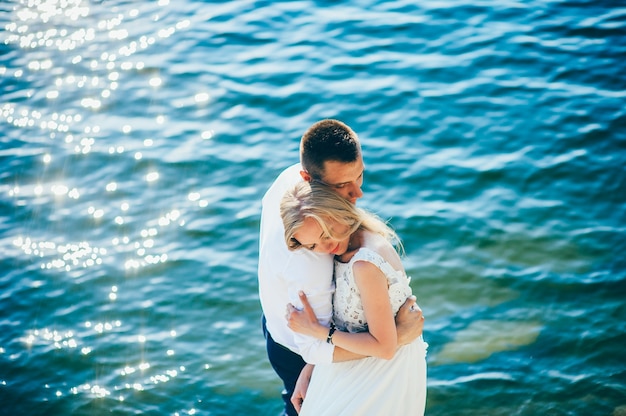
xmin=315 ymin=157 xmax=365 ymax=204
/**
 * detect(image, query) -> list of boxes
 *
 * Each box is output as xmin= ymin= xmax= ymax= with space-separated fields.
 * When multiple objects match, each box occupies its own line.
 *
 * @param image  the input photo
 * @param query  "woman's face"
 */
xmin=293 ymin=216 xmax=351 ymax=255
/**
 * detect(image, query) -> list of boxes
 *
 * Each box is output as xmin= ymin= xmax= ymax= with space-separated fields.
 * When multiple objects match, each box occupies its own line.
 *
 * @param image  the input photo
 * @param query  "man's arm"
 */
xmin=396 ymin=295 xmax=425 ymax=346
xmin=282 ymin=251 xmax=337 ymax=365
xmin=291 ymin=363 xmax=314 ymax=414
xmin=287 ymin=291 xmax=424 ymax=363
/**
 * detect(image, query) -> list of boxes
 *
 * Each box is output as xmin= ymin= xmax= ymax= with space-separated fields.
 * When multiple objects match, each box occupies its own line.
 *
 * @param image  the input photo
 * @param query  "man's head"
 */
xmin=299 ymin=119 xmax=365 ymax=204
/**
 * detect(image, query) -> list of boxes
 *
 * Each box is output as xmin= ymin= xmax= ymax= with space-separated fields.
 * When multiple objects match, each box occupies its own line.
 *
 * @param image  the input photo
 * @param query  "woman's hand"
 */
xmin=286 ymin=291 xmax=327 ymax=339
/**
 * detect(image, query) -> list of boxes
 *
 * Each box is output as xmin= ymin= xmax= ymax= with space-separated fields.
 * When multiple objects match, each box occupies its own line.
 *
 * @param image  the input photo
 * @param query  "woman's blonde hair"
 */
xmin=280 ymin=181 xmax=400 ymax=251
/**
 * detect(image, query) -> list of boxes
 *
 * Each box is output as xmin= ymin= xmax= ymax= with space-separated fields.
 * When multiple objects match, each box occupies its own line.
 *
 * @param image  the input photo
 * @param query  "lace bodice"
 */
xmin=332 ymin=247 xmax=413 ymax=333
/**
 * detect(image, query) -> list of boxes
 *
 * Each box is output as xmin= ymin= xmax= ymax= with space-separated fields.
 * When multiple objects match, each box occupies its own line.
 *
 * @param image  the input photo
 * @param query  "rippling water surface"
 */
xmin=1 ymin=0 xmax=625 ymax=415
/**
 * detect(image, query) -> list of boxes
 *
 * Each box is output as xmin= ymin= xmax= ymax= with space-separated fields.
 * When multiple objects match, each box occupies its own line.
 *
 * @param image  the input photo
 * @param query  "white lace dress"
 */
xmin=300 ymin=247 xmax=428 ymax=416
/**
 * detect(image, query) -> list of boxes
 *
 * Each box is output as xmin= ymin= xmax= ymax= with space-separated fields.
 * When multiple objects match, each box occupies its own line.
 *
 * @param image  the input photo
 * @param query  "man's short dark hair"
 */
xmin=300 ymin=119 xmax=361 ymax=179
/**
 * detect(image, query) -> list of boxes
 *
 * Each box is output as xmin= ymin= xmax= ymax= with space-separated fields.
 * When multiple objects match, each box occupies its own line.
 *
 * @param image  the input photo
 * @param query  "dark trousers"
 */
xmin=262 ymin=315 xmax=306 ymax=416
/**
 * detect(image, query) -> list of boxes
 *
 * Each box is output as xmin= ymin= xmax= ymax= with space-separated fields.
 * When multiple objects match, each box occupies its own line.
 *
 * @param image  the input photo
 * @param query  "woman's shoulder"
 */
xmin=358 ymin=232 xmax=403 ymax=271
xmin=361 ymin=232 xmax=396 ymax=256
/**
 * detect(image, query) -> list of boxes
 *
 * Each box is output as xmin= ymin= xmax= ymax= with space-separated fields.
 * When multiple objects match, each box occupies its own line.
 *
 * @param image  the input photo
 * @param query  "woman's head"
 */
xmin=281 ymin=182 xmax=360 ymax=254
xmin=281 ymin=182 xmax=399 ymax=255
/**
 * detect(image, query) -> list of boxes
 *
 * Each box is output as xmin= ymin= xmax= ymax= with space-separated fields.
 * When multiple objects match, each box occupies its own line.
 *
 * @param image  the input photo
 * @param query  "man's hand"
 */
xmin=291 ymin=363 xmax=314 ymax=414
xmin=395 ymin=295 xmax=424 ymax=346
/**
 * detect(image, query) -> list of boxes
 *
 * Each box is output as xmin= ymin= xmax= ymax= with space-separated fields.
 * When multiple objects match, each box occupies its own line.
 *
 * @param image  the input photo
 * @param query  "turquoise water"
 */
xmin=1 ymin=0 xmax=625 ymax=415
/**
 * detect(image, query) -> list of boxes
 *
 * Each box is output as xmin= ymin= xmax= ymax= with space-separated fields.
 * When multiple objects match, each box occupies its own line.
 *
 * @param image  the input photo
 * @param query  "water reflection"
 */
xmin=3 ymin=0 xmax=624 ymax=414
xmin=3 ymin=4 xmax=199 ymax=410
xmin=2 ymin=0 xmax=191 ymax=158
xmin=13 ymin=238 xmax=105 ymax=271
xmin=19 ymin=316 xmax=189 ymax=402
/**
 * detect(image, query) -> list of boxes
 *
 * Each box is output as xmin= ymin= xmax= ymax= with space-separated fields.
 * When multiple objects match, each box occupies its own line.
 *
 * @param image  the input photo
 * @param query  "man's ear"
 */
xmin=300 ymin=170 xmax=312 ymax=182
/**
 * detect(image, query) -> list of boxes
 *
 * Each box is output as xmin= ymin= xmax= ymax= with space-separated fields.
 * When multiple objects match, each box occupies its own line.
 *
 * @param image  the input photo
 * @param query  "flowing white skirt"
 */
xmin=300 ymin=337 xmax=428 ymax=416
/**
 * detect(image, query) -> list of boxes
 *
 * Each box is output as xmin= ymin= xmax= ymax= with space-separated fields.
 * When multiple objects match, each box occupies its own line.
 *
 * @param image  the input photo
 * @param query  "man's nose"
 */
xmin=350 ymin=183 xmax=364 ymax=200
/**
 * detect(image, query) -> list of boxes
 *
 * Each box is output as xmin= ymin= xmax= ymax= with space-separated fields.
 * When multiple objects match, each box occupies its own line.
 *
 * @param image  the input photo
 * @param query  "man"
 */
xmin=258 ymin=119 xmax=424 ymax=416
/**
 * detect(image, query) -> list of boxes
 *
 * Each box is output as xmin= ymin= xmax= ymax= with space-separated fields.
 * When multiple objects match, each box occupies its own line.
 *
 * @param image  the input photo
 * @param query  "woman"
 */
xmin=280 ymin=181 xmax=428 ymax=415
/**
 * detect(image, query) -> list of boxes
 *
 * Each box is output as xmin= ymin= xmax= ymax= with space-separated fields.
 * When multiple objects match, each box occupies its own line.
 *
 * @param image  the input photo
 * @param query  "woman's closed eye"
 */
xmin=306 ymin=234 xmax=332 ymax=251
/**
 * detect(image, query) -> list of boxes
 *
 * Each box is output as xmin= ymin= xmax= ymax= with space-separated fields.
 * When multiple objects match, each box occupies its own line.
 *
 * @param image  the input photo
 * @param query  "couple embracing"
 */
xmin=258 ymin=119 xmax=428 ymax=415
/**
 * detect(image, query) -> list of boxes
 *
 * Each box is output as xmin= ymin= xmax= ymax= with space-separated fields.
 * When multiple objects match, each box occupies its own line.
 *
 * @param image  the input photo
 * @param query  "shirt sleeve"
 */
xmin=283 ymin=250 xmax=335 ymax=365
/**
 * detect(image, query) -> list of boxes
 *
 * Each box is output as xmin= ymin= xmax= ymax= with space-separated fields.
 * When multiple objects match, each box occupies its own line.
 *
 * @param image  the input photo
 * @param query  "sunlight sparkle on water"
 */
xmin=22 ymin=328 xmax=78 ymax=350
xmin=88 ymin=206 xmax=104 ymax=219
xmin=158 ymin=209 xmax=181 ymax=226
xmin=13 ymin=238 xmax=105 ymax=271
xmin=109 ymin=29 xmax=128 ymax=41
xmin=194 ymin=92 xmax=210 ymax=103
xmin=121 ymin=366 xmax=136 ymax=376
xmin=80 ymin=97 xmax=101 ymax=110
xmin=4 ymin=0 xmax=250 ymax=410
xmin=51 ymin=184 xmax=69 ymax=196
xmin=117 ymin=216 xmax=171 ymax=270
xmin=88 ymin=384 xmax=110 ymax=398
xmin=108 ymin=146 xmax=125 ymax=154
xmin=69 ymin=383 xmax=111 ymax=397
xmin=141 ymin=228 xmax=158 ymax=237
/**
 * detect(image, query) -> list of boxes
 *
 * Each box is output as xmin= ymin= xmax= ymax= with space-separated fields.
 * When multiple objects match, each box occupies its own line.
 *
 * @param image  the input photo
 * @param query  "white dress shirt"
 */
xmin=258 ymin=163 xmax=335 ymax=364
